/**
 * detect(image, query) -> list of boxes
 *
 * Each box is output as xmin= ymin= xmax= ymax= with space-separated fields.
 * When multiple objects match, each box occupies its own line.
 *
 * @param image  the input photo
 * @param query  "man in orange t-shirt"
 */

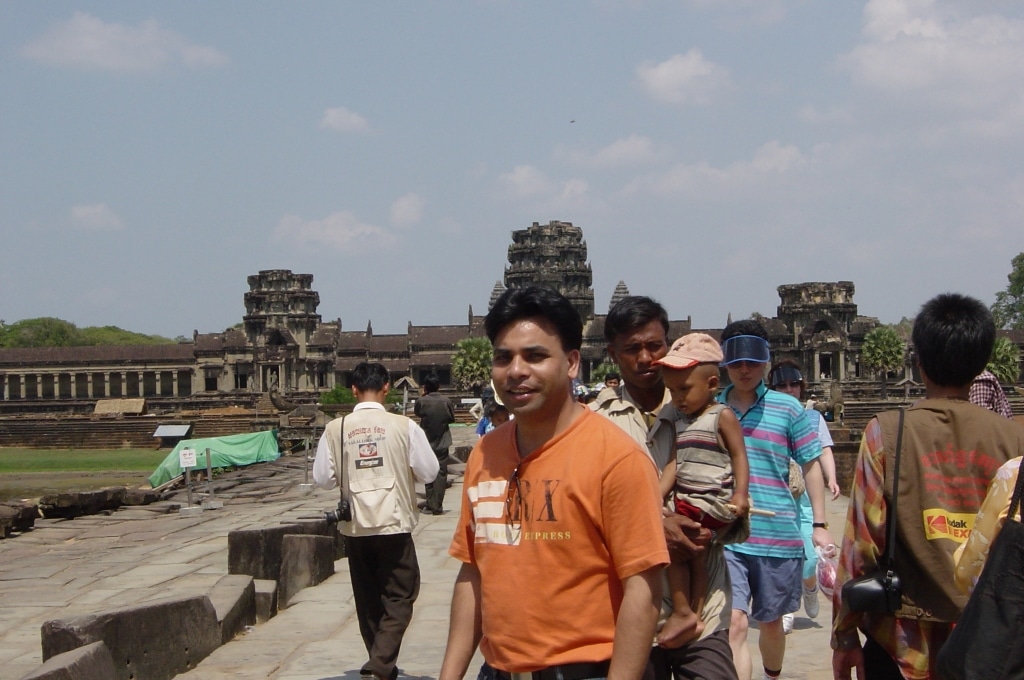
xmin=439 ymin=286 xmax=669 ymax=680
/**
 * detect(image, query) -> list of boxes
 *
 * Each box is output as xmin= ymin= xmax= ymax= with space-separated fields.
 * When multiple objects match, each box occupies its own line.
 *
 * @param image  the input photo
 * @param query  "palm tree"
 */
xmin=988 ymin=336 xmax=1021 ymax=385
xmin=861 ymin=326 xmax=906 ymax=399
xmin=451 ymin=337 xmax=493 ymax=392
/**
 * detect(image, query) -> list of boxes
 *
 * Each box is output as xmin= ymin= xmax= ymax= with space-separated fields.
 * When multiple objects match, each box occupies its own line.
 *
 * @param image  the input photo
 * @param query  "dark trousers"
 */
xmin=862 ymin=634 xmax=906 ymax=680
xmin=346 ymin=532 xmax=421 ymax=680
xmin=425 ymin=449 xmax=448 ymax=513
xmin=648 ymin=630 xmax=738 ymax=680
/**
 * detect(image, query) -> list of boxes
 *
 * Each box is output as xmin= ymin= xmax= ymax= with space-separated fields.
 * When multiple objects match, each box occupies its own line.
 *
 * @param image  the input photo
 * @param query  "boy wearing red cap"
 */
xmin=655 ymin=333 xmax=750 ymax=648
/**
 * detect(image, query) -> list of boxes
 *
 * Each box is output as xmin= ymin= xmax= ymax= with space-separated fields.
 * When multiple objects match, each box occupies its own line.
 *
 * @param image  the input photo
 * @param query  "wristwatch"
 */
xmin=812 ymin=521 xmax=829 ymax=529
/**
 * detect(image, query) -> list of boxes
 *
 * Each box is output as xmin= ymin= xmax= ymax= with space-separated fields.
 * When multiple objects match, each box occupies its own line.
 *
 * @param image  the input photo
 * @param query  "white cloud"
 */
xmin=636 ymin=49 xmax=732 ymax=105
xmin=627 ymin=141 xmax=808 ymax=198
xmin=320 ymin=106 xmax=370 ymax=133
xmin=841 ymin=0 xmax=1024 ymax=111
xmin=21 ymin=12 xmax=228 ymax=73
xmin=495 ymin=165 xmax=593 ymax=214
xmin=273 ymin=212 xmax=395 ymax=252
xmin=69 ymin=203 xmax=124 ymax=230
xmin=497 ymin=165 xmax=553 ymax=199
xmin=555 ymin=134 xmax=663 ymax=168
xmin=389 ymin=193 xmax=424 ymax=228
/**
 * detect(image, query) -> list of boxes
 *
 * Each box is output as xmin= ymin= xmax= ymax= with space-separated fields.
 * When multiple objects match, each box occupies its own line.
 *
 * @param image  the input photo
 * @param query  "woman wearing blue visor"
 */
xmin=715 ymin=321 xmax=832 ymax=680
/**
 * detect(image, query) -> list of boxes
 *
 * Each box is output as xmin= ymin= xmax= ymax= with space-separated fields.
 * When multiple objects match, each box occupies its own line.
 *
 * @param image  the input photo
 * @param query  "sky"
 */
xmin=3 ymin=1 xmax=1024 ymax=339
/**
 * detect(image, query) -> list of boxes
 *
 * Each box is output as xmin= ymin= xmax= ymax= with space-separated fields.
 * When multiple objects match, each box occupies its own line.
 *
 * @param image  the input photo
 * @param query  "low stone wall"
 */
xmin=21 ymin=519 xmax=340 ymax=679
xmin=41 ymin=595 xmax=222 ymax=680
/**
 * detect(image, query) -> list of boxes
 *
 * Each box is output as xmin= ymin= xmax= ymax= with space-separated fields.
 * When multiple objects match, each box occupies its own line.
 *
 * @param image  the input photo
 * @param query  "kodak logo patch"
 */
xmin=921 ymin=509 xmax=975 ymax=542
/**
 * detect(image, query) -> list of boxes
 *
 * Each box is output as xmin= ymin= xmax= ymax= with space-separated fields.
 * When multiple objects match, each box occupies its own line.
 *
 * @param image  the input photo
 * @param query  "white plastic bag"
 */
xmin=816 ymin=544 xmax=839 ymax=598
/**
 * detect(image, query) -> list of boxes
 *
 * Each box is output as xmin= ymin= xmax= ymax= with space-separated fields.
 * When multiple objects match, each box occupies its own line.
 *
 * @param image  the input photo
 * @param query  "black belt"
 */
xmin=496 ymin=661 xmax=611 ymax=680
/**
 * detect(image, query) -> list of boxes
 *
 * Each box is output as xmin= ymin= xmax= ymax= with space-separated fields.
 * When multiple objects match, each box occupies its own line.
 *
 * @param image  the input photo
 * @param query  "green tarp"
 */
xmin=148 ymin=430 xmax=280 ymax=488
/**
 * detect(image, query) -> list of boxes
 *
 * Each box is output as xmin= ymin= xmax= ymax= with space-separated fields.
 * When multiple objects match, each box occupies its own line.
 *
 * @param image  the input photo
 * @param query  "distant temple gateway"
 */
xmin=0 ymin=220 xmax=910 ymax=407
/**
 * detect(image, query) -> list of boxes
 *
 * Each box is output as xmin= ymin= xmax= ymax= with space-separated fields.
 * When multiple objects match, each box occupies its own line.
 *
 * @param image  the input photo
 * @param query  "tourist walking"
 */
xmin=313 ymin=362 xmax=439 ymax=680
xmin=415 ymin=373 xmax=456 ymax=515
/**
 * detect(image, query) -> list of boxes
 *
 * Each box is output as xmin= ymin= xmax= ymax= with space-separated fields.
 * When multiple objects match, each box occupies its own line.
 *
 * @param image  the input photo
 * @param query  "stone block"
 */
xmin=38 ymin=488 xmax=126 ymax=519
xmin=227 ymin=523 xmax=302 ymax=581
xmin=278 ymin=534 xmax=335 ymax=608
xmin=208 ymin=574 xmax=255 ymax=645
xmin=41 ymin=594 xmax=221 ymax=680
xmin=1 ymin=501 xmax=40 ymax=532
xmin=122 ymin=488 xmax=161 ymax=506
xmin=227 ymin=519 xmax=338 ymax=581
xmin=18 ymin=640 xmax=117 ymax=680
xmin=253 ymin=579 xmax=278 ymax=623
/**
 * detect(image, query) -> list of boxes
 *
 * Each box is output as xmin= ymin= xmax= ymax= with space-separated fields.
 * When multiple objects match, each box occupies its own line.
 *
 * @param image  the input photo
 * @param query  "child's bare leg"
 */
xmin=657 ymin=558 xmax=706 ymax=648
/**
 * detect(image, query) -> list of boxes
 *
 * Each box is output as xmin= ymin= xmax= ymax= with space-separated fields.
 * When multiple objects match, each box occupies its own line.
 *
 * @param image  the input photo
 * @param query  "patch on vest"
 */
xmin=358 ymin=442 xmax=378 ymax=457
xmin=921 ymin=509 xmax=974 ymax=542
xmin=356 ymin=457 xmax=383 ymax=469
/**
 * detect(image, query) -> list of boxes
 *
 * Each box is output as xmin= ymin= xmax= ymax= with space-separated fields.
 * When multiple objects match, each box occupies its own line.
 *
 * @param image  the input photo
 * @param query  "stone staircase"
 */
xmin=0 ymin=414 xmax=268 ymax=449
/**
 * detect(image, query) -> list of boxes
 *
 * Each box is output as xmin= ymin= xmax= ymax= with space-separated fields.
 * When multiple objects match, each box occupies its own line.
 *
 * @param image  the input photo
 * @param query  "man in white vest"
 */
xmin=313 ymin=362 xmax=439 ymax=680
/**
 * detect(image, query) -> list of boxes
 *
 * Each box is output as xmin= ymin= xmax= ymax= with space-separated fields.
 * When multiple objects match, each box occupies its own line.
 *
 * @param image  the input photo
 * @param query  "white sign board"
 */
xmin=179 ymin=447 xmax=197 ymax=469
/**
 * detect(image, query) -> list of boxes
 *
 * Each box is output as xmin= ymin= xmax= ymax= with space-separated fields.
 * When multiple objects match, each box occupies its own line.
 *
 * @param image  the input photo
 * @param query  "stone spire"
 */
xmin=609 ymin=280 xmax=630 ymax=312
xmin=488 ymin=281 xmax=506 ymax=311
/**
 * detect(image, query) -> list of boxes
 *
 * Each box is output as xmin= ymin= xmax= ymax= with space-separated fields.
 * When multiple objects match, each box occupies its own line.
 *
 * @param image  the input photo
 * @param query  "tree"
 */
xmin=992 ymin=252 xmax=1024 ymax=330
xmin=861 ymin=325 xmax=906 ymax=399
xmin=988 ymin=336 xmax=1021 ymax=385
xmin=590 ymin=360 xmax=618 ymax=383
xmin=0 ymin=317 xmax=82 ymax=347
xmin=319 ymin=384 xmax=356 ymax=404
xmin=451 ymin=337 xmax=493 ymax=391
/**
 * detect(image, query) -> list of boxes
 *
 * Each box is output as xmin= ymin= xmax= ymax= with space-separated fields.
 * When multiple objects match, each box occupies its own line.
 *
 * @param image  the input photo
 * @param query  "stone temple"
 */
xmin=0 ymin=218 xmax=981 ymax=411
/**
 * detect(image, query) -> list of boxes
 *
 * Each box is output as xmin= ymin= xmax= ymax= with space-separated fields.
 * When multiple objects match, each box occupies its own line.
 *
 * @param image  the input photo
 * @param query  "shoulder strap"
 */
xmin=1008 ymin=460 xmax=1024 ymax=523
xmin=338 ymin=414 xmax=347 ymax=503
xmin=883 ymin=407 xmax=905 ymax=570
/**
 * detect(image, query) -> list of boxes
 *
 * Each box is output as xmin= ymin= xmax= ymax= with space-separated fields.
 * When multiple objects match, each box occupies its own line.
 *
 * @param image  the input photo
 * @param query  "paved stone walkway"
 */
xmin=0 ymin=425 xmax=847 ymax=679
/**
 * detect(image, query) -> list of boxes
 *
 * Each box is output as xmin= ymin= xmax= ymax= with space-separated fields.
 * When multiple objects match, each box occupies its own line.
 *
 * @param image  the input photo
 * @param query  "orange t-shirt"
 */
xmin=449 ymin=407 xmax=669 ymax=672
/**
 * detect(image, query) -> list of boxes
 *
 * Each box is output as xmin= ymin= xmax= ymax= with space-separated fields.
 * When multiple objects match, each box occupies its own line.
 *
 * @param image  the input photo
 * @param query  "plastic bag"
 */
xmin=816 ymin=544 xmax=839 ymax=598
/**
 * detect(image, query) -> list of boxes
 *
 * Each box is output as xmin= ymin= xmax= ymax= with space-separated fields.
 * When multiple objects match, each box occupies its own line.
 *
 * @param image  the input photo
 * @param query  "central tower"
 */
xmin=504 ymin=220 xmax=595 ymax=321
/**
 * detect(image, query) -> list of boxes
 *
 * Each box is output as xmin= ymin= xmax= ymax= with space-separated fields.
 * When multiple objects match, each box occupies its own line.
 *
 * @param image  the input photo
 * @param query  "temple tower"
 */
xmin=504 ymin=220 xmax=595 ymax=321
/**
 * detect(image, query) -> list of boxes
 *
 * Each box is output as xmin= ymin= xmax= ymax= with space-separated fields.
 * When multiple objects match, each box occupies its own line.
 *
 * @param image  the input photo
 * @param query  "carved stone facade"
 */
xmin=771 ymin=281 xmax=876 ymax=381
xmin=2 ymin=222 xmax=1018 ymax=410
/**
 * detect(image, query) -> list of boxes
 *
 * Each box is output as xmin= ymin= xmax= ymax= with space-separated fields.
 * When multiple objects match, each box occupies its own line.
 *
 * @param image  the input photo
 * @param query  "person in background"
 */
xmin=969 ymin=368 xmax=1014 ymax=419
xmin=654 ymin=333 xmax=750 ymax=648
xmin=595 ymin=297 xmax=740 ymax=680
xmin=415 ymin=373 xmax=456 ymax=515
xmin=313 ymin=362 xmax=439 ymax=680
xmin=831 ymin=293 xmax=1024 ymax=680
xmin=768 ymin=360 xmax=841 ymax=634
xmin=717 ymin=320 xmax=832 ymax=680
xmin=475 ymin=402 xmax=510 ymax=438
xmin=954 ymin=456 xmax=1024 ymax=594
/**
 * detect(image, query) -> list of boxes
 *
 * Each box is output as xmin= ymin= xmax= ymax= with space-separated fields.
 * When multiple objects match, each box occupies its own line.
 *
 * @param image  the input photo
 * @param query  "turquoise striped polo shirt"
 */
xmin=719 ymin=381 xmax=821 ymax=558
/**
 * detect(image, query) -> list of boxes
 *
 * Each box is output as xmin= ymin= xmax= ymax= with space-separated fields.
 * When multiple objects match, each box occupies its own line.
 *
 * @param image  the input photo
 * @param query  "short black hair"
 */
xmin=912 ymin=293 xmax=995 ymax=387
xmin=605 ymin=296 xmax=669 ymax=343
xmin=605 ymin=371 xmax=620 ymax=381
xmin=485 ymin=285 xmax=583 ymax=352
xmin=721 ymin=319 xmax=769 ymax=342
xmin=484 ymin=401 xmax=508 ymax=418
xmin=423 ymin=373 xmax=441 ymax=393
xmin=351 ymin=362 xmax=390 ymax=392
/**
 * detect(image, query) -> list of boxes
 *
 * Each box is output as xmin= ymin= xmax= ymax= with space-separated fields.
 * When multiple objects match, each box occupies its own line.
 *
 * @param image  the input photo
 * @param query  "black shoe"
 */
xmin=422 ymin=507 xmax=445 ymax=516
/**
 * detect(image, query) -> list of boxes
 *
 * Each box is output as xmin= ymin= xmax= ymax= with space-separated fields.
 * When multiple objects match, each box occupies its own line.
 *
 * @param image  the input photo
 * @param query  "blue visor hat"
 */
xmin=721 ymin=335 xmax=771 ymax=365
xmin=770 ymin=364 xmax=803 ymax=386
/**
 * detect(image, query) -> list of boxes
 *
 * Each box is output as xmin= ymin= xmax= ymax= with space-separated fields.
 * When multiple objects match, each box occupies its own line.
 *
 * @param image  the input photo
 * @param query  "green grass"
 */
xmin=0 ymin=448 xmax=168 ymax=473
